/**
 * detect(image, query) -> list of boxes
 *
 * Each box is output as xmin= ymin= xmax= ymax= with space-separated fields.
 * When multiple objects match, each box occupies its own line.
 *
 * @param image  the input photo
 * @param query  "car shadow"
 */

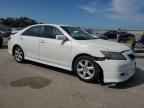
xmin=134 ymin=50 xmax=144 ymax=53
xmin=135 ymin=52 xmax=144 ymax=59
xmin=25 ymin=61 xmax=144 ymax=89
xmin=135 ymin=55 xmax=144 ymax=59
xmin=108 ymin=67 xmax=144 ymax=89
xmin=134 ymin=44 xmax=144 ymax=53
xmin=0 ymin=44 xmax=8 ymax=49
xmin=26 ymin=60 xmax=75 ymax=77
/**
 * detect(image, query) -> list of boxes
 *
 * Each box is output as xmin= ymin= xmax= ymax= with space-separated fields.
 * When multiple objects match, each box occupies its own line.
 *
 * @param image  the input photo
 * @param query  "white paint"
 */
xmin=8 ymin=24 xmax=136 ymax=83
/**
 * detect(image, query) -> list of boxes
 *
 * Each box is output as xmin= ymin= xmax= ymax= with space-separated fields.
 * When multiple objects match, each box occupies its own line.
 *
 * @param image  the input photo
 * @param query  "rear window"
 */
xmin=22 ymin=26 xmax=42 ymax=37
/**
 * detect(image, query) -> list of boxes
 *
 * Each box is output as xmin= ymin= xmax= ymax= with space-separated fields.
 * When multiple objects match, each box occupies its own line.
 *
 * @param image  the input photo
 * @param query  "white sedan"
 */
xmin=8 ymin=24 xmax=136 ymax=83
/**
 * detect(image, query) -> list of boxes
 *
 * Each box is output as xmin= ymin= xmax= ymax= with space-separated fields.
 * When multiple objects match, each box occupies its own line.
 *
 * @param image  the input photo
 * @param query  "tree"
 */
xmin=0 ymin=17 xmax=39 ymax=28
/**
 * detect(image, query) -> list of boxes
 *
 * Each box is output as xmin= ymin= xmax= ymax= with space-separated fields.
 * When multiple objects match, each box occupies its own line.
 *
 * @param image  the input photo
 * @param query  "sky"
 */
xmin=0 ymin=0 xmax=144 ymax=29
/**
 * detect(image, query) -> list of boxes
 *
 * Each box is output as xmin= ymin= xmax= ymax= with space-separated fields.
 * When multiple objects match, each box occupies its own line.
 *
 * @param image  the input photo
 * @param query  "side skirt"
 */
xmin=25 ymin=56 xmax=72 ymax=71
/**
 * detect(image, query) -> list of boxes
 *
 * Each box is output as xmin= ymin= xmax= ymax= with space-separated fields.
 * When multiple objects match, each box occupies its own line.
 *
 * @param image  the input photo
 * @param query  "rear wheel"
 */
xmin=0 ymin=38 xmax=3 ymax=47
xmin=14 ymin=46 xmax=25 ymax=63
xmin=74 ymin=56 xmax=102 ymax=83
xmin=117 ymin=38 xmax=120 ymax=42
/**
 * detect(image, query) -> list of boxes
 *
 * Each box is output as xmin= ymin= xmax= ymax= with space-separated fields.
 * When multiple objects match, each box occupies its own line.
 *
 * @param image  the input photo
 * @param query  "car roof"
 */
xmin=32 ymin=24 xmax=75 ymax=27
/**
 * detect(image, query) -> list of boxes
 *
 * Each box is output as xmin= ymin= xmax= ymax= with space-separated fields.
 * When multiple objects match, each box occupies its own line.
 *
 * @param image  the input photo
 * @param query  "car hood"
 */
xmin=78 ymin=39 xmax=130 ymax=52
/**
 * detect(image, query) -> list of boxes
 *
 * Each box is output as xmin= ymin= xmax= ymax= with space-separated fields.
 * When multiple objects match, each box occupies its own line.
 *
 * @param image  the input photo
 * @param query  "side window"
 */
xmin=22 ymin=26 xmax=42 ymax=37
xmin=42 ymin=26 xmax=63 ymax=39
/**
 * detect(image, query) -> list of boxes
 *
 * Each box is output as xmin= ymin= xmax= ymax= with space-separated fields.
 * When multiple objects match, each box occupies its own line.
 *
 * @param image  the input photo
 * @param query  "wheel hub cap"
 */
xmin=15 ymin=48 xmax=23 ymax=61
xmin=77 ymin=60 xmax=95 ymax=80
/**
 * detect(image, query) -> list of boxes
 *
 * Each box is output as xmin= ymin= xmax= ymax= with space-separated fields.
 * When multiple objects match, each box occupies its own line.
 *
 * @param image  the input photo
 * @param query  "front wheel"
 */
xmin=14 ymin=46 xmax=25 ymax=63
xmin=74 ymin=56 xmax=102 ymax=83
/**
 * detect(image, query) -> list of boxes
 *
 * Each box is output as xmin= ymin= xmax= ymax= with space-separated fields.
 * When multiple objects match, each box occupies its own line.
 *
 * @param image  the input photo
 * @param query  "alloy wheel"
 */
xmin=14 ymin=47 xmax=23 ymax=62
xmin=77 ymin=60 xmax=95 ymax=80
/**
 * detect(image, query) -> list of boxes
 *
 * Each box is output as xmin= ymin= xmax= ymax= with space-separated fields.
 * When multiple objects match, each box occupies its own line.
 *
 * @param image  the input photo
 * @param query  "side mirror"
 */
xmin=56 ymin=35 xmax=67 ymax=41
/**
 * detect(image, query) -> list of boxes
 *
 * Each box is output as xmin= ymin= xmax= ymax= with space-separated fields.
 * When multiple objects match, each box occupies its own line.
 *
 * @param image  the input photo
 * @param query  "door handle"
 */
xmin=40 ymin=40 xmax=46 ymax=43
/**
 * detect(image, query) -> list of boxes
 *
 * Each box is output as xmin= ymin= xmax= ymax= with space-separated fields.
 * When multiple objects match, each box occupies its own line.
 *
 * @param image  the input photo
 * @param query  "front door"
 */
xmin=40 ymin=25 xmax=71 ymax=67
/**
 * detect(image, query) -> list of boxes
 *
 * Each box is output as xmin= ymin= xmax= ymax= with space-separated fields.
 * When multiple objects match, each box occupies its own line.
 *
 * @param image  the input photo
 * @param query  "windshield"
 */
xmin=61 ymin=26 xmax=96 ymax=40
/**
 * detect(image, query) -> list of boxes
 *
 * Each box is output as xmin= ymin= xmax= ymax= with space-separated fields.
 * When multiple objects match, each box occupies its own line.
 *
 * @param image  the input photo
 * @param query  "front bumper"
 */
xmin=96 ymin=50 xmax=136 ymax=83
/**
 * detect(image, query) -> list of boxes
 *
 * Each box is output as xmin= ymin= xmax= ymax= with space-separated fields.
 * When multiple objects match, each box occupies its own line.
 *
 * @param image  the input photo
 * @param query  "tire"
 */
xmin=73 ymin=56 xmax=102 ymax=83
xmin=13 ymin=46 xmax=25 ymax=63
xmin=0 ymin=38 xmax=3 ymax=48
xmin=117 ymin=39 xmax=120 ymax=42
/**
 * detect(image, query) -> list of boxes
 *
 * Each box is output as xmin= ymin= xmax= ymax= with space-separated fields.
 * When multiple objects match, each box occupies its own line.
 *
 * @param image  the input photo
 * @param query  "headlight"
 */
xmin=101 ymin=51 xmax=127 ymax=60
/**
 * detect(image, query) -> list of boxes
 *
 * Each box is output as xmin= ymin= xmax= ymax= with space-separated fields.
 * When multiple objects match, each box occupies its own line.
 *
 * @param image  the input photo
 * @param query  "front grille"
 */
xmin=128 ymin=54 xmax=135 ymax=60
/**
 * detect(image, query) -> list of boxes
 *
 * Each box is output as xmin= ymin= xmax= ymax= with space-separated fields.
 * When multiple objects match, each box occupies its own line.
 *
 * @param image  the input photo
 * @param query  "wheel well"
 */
xmin=72 ymin=54 xmax=92 ymax=70
xmin=12 ymin=44 xmax=21 ymax=55
xmin=72 ymin=53 xmax=104 ymax=83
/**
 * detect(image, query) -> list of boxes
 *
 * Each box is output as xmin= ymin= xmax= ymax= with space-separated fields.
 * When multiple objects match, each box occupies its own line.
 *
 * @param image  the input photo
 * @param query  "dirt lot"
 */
xmin=0 ymin=44 xmax=144 ymax=108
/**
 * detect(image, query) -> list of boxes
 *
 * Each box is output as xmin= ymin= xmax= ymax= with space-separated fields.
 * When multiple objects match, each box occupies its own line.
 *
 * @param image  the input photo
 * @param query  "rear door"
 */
xmin=20 ymin=25 xmax=42 ymax=59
